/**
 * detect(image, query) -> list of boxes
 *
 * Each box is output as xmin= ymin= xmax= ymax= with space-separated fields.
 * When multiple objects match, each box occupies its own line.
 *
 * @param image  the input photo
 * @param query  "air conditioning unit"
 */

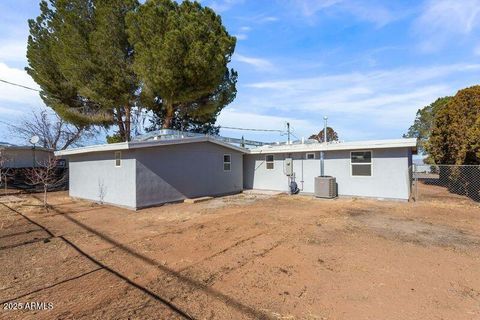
xmin=314 ymin=176 xmax=337 ymax=198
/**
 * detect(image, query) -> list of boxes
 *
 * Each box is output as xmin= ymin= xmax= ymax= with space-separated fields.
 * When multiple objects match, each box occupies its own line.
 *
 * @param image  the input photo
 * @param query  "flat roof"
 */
xmin=55 ymin=136 xmax=417 ymax=157
xmin=54 ymin=136 xmax=249 ymax=156
xmin=0 ymin=145 xmax=53 ymax=152
xmin=248 ymin=138 xmax=417 ymax=154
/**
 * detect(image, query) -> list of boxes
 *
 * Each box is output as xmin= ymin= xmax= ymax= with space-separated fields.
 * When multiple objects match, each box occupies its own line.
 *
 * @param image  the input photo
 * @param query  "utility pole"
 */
xmin=287 ymin=122 xmax=290 ymax=144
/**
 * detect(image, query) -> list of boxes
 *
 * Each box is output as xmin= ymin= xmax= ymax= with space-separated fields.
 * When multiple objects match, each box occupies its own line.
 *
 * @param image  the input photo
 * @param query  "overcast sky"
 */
xmin=1 ymin=0 xmax=479 ymax=145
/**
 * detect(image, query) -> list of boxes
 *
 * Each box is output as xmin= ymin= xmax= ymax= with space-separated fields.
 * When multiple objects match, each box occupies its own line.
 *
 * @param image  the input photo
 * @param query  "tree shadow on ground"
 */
xmin=30 ymin=195 xmax=272 ymax=320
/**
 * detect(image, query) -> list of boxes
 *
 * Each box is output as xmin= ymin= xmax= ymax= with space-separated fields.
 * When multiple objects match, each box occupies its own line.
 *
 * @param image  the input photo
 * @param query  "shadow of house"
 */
xmin=42 ymin=200 xmax=272 ymax=319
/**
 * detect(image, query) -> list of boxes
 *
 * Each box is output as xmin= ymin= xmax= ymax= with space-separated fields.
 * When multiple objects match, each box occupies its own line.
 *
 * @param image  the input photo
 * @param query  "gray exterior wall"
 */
xmin=1 ymin=149 xmax=53 ymax=168
xmin=135 ymin=142 xmax=243 ymax=208
xmin=67 ymin=141 xmax=243 ymax=209
xmin=244 ymin=147 xmax=411 ymax=200
xmin=68 ymin=150 xmax=137 ymax=208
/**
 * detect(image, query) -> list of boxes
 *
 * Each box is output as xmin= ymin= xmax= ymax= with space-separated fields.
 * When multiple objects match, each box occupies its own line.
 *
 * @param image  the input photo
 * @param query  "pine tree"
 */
xmin=146 ymin=69 xmax=238 ymax=134
xmin=127 ymin=0 xmax=237 ymax=129
xmin=28 ymin=0 xmax=139 ymax=141
xmin=52 ymin=0 xmax=139 ymax=141
xmin=26 ymin=1 xmax=105 ymax=128
xmin=27 ymin=0 xmax=237 ymax=141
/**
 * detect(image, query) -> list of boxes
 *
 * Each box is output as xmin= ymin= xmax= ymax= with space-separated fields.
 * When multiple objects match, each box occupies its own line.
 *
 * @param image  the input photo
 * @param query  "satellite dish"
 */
xmin=29 ymin=135 xmax=40 ymax=145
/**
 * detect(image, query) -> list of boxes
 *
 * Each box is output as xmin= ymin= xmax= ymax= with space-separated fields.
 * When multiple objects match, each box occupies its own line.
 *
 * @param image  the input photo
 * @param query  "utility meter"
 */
xmin=284 ymin=158 xmax=293 ymax=176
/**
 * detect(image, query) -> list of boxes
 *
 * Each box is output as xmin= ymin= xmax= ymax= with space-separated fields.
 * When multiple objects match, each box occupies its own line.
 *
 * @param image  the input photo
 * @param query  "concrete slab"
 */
xmin=184 ymin=196 xmax=213 ymax=204
xmin=242 ymin=189 xmax=284 ymax=196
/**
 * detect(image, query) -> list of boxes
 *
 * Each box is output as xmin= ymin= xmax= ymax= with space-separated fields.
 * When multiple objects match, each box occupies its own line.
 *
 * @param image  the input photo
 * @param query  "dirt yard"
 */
xmin=1 ymin=189 xmax=479 ymax=320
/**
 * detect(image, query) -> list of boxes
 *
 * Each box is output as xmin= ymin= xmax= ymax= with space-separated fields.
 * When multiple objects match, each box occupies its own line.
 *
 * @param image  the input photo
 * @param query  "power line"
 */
xmin=0 ymin=79 xmax=41 ymax=92
xmin=0 ymin=78 xmax=296 ymax=138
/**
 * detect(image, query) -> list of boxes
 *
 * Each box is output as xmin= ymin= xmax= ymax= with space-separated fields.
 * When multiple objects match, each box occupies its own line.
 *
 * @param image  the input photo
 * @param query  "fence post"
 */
xmin=414 ymin=164 xmax=418 ymax=202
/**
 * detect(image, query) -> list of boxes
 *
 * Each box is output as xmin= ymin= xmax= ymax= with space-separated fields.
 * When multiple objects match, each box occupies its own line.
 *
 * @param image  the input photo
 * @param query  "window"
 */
xmin=115 ymin=151 xmax=121 ymax=167
xmin=351 ymin=151 xmax=372 ymax=176
xmin=265 ymin=155 xmax=274 ymax=169
xmin=306 ymin=153 xmax=315 ymax=160
xmin=223 ymin=154 xmax=231 ymax=171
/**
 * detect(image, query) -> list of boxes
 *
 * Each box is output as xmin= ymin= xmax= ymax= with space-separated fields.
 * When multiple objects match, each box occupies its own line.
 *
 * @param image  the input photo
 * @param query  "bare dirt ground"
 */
xmin=1 ymin=188 xmax=480 ymax=320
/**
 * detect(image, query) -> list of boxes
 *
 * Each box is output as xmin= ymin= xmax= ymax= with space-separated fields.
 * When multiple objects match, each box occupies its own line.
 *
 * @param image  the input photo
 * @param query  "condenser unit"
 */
xmin=314 ymin=176 xmax=337 ymax=198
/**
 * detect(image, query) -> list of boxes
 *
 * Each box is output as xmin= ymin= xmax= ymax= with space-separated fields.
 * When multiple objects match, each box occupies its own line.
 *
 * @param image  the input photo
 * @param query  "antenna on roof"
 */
xmin=29 ymin=135 xmax=39 ymax=145
xmin=29 ymin=135 xmax=40 ymax=168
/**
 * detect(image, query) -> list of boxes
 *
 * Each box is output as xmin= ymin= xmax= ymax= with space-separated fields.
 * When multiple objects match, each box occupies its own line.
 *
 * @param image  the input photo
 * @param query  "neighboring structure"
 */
xmin=56 ymin=132 xmax=245 ymax=209
xmin=0 ymin=142 xmax=54 ymax=168
xmin=56 ymin=131 xmax=416 ymax=209
xmin=244 ymin=139 xmax=416 ymax=200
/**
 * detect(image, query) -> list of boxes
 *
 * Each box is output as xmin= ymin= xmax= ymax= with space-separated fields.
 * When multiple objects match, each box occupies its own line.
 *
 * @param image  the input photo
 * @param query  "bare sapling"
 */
xmin=98 ymin=179 xmax=106 ymax=205
xmin=25 ymin=156 xmax=59 ymax=210
xmin=0 ymin=152 xmax=10 ymax=194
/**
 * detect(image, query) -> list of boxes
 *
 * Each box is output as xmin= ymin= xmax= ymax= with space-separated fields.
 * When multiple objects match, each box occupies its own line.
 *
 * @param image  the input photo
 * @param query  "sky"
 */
xmin=0 ymin=0 xmax=479 ymax=145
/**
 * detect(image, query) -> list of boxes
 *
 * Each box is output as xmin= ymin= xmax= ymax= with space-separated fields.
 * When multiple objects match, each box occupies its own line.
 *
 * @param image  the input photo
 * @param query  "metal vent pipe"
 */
xmin=320 ymin=116 xmax=328 ymax=176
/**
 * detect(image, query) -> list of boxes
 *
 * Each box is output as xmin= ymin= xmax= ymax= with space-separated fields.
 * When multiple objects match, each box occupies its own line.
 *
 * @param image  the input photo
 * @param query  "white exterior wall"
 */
xmin=324 ymin=148 xmax=410 ymax=199
xmin=244 ymin=147 xmax=411 ymax=200
xmin=243 ymin=152 xmax=321 ymax=192
xmin=68 ymin=151 xmax=137 ymax=208
xmin=67 ymin=141 xmax=243 ymax=209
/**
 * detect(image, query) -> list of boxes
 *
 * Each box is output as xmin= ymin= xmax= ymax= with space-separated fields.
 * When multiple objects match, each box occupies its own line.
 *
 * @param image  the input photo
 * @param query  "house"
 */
xmin=55 ymin=132 xmax=246 ymax=209
xmin=55 ymin=131 xmax=417 ymax=209
xmin=244 ymin=139 xmax=416 ymax=200
xmin=0 ymin=143 xmax=54 ymax=168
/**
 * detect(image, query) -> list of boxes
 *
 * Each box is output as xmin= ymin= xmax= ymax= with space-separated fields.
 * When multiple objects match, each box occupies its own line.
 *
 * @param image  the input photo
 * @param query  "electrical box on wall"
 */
xmin=284 ymin=158 xmax=293 ymax=176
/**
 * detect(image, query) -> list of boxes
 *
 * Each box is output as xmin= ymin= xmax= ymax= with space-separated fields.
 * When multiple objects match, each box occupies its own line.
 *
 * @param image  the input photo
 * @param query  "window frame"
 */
xmin=265 ymin=154 xmax=274 ymax=170
xmin=350 ymin=150 xmax=373 ymax=177
xmin=115 ymin=151 xmax=122 ymax=167
xmin=306 ymin=152 xmax=316 ymax=160
xmin=223 ymin=154 xmax=231 ymax=172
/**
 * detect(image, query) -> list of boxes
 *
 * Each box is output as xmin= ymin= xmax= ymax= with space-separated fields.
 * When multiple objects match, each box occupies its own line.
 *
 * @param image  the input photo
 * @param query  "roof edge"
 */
xmin=54 ymin=142 xmax=129 ymax=156
xmin=248 ymin=138 xmax=417 ymax=154
xmin=54 ymin=136 xmax=248 ymax=156
xmin=1 ymin=146 xmax=54 ymax=152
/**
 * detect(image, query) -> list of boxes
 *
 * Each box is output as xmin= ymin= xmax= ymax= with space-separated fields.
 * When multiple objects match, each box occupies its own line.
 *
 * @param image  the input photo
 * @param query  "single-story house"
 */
xmin=55 ymin=134 xmax=245 ymax=209
xmin=0 ymin=143 xmax=54 ymax=168
xmin=244 ymin=139 xmax=415 ymax=200
xmin=55 ymin=131 xmax=416 ymax=209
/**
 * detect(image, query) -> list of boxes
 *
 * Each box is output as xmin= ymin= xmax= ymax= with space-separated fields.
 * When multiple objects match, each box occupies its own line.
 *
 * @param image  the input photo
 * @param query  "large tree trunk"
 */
xmin=125 ymin=105 xmax=131 ymax=141
xmin=115 ymin=107 xmax=126 ymax=140
xmin=162 ymin=102 xmax=174 ymax=129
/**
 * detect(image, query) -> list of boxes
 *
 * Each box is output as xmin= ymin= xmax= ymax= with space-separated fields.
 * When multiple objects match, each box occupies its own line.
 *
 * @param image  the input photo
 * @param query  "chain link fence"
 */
xmin=0 ymin=167 xmax=68 ymax=193
xmin=410 ymin=165 xmax=480 ymax=203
